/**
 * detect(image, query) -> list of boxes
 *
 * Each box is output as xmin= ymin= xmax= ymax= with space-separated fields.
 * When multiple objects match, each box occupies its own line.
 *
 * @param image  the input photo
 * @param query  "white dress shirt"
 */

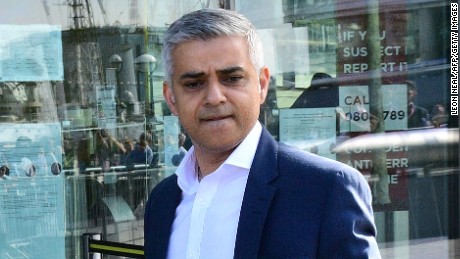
xmin=167 ymin=122 xmax=263 ymax=259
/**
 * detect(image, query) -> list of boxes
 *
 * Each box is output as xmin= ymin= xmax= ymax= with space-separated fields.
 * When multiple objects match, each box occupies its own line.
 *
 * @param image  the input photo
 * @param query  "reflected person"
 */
xmin=171 ymin=133 xmax=188 ymax=166
xmin=290 ymin=72 xmax=338 ymax=108
xmin=96 ymin=129 xmax=126 ymax=172
xmin=406 ymin=80 xmax=431 ymax=128
xmin=126 ymin=132 xmax=155 ymax=169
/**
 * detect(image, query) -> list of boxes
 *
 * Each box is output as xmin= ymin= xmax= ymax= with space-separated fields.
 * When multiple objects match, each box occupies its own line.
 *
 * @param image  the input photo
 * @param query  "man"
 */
xmin=126 ymin=132 xmax=155 ymax=167
xmin=172 ymin=133 xmax=188 ymax=166
xmin=406 ymin=80 xmax=431 ymax=128
xmin=290 ymin=72 xmax=338 ymax=109
xmin=144 ymin=8 xmax=381 ymax=259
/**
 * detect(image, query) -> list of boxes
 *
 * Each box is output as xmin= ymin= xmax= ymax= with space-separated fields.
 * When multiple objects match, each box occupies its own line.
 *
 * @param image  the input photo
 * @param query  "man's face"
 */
xmin=408 ymin=89 xmax=417 ymax=102
xmin=163 ymin=36 xmax=270 ymax=156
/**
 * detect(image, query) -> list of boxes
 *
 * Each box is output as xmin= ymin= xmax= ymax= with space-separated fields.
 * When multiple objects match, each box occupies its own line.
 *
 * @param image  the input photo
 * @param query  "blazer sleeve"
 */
xmin=317 ymin=166 xmax=381 ymax=259
xmin=144 ymin=175 xmax=181 ymax=259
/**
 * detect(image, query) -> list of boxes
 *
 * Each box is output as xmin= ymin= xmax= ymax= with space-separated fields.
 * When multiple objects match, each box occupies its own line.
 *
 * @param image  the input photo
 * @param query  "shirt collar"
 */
xmin=176 ymin=121 xmax=263 ymax=195
xmin=225 ymin=121 xmax=262 ymax=170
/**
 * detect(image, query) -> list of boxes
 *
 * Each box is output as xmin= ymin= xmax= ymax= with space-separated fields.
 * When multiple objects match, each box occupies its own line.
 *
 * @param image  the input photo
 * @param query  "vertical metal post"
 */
xmin=367 ymin=0 xmax=390 ymax=205
xmin=82 ymin=233 xmax=102 ymax=259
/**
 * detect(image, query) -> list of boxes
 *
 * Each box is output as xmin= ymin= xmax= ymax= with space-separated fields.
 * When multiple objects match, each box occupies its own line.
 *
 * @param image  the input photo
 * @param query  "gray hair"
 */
xmin=162 ymin=8 xmax=264 ymax=84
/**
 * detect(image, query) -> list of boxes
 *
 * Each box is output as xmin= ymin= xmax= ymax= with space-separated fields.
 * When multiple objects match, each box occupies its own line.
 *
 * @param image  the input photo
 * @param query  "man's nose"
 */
xmin=204 ymin=80 xmax=226 ymax=106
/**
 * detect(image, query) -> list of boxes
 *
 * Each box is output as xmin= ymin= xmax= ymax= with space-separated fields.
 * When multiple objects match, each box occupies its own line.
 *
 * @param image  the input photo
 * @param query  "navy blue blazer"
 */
xmin=144 ymin=128 xmax=381 ymax=258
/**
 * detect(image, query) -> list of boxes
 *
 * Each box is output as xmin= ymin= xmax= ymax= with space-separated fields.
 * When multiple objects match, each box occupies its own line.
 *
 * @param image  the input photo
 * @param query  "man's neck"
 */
xmin=193 ymin=146 xmax=236 ymax=177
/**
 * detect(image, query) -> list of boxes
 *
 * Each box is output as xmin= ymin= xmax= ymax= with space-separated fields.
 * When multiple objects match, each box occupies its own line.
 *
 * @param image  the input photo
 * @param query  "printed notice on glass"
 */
xmin=97 ymin=84 xmax=117 ymax=129
xmin=280 ymin=108 xmax=337 ymax=159
xmin=0 ymin=123 xmax=65 ymax=258
xmin=163 ymin=116 xmax=180 ymax=177
xmin=339 ymin=85 xmax=407 ymax=132
xmin=0 ymin=25 xmax=64 ymax=82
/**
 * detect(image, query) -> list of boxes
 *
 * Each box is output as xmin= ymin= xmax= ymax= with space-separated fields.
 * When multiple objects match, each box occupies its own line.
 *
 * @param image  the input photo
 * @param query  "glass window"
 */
xmin=0 ymin=0 xmax=457 ymax=258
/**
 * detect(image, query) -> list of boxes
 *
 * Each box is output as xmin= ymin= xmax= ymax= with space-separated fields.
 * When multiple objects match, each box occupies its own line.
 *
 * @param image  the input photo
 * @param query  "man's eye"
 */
xmin=184 ymin=81 xmax=203 ymax=89
xmin=224 ymin=76 xmax=243 ymax=84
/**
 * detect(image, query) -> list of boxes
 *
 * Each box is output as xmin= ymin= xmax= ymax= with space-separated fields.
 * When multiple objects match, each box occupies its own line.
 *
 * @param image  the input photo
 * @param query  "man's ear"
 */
xmin=163 ymin=82 xmax=178 ymax=115
xmin=258 ymin=66 xmax=270 ymax=104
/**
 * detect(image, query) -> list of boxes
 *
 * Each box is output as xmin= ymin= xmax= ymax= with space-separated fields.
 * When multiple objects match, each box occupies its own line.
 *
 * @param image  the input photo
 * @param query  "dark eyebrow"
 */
xmin=218 ymin=66 xmax=244 ymax=75
xmin=178 ymin=66 xmax=244 ymax=80
xmin=179 ymin=71 xmax=205 ymax=80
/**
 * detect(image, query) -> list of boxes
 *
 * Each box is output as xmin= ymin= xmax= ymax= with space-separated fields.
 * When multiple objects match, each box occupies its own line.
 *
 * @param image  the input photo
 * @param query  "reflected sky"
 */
xmin=0 ymin=0 xmax=216 ymax=29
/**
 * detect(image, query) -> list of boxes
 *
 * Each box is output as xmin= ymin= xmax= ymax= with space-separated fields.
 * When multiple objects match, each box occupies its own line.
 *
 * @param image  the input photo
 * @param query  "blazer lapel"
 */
xmin=233 ymin=128 xmax=279 ymax=259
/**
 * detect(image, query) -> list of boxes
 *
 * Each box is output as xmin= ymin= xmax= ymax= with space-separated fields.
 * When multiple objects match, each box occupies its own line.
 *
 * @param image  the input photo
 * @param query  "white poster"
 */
xmin=97 ymin=84 xmax=117 ymax=129
xmin=339 ymin=85 xmax=370 ymax=132
xmin=339 ymin=84 xmax=407 ymax=132
xmin=0 ymin=25 xmax=63 ymax=82
xmin=0 ymin=123 xmax=65 ymax=258
xmin=279 ymin=108 xmax=337 ymax=159
xmin=382 ymin=84 xmax=408 ymax=130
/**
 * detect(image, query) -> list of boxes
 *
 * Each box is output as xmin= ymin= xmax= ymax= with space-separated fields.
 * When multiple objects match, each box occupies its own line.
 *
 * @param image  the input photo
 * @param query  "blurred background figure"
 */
xmin=431 ymin=104 xmax=448 ymax=128
xmin=126 ymin=132 xmax=156 ymax=169
xmin=291 ymin=73 xmax=341 ymax=134
xmin=95 ymin=129 xmax=126 ymax=172
xmin=120 ymin=138 xmax=135 ymax=166
xmin=171 ymin=133 xmax=187 ymax=166
xmin=406 ymin=80 xmax=431 ymax=128
xmin=291 ymin=72 xmax=338 ymax=108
